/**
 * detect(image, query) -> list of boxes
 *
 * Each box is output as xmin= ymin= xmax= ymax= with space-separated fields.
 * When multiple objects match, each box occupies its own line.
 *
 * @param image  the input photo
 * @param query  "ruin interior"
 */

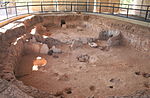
xmin=0 ymin=0 xmax=150 ymax=98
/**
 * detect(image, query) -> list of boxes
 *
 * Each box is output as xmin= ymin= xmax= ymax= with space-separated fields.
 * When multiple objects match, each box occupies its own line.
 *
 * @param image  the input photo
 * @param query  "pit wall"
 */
xmin=0 ymin=13 xmax=149 ymax=97
xmin=39 ymin=14 xmax=150 ymax=53
xmin=85 ymin=14 xmax=150 ymax=52
xmin=0 ymin=16 xmax=55 ymax=98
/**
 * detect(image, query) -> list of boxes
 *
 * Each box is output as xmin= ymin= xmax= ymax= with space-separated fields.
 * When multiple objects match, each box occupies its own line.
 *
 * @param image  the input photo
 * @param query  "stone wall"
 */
xmin=0 ymin=13 xmax=149 ymax=97
xmin=0 ymin=15 xmax=55 ymax=98
xmin=85 ymin=14 xmax=150 ymax=53
xmin=26 ymin=13 xmax=150 ymax=53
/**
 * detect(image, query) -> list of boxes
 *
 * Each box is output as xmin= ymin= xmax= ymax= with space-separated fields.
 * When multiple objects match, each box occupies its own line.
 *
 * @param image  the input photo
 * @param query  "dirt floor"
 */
xmin=17 ymin=26 xmax=150 ymax=98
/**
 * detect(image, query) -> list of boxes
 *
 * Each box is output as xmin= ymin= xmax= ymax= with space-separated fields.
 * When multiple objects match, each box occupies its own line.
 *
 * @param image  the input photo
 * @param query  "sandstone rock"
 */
xmin=40 ymin=44 xmax=49 ymax=54
xmin=107 ymin=31 xmax=121 ymax=46
xmin=99 ymin=31 xmax=110 ymax=40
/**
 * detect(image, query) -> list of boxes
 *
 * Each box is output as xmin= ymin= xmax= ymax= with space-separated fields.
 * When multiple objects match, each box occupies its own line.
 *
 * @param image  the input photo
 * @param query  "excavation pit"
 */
xmin=0 ymin=13 xmax=150 ymax=98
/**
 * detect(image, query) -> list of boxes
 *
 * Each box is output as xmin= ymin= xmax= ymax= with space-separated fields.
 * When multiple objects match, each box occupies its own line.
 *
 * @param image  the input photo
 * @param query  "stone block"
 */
xmin=40 ymin=44 xmax=49 ymax=54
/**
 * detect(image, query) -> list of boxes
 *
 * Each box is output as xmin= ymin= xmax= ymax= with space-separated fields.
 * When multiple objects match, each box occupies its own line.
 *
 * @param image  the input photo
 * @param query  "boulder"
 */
xmin=107 ymin=31 xmax=121 ymax=46
xmin=40 ymin=44 xmax=49 ymax=54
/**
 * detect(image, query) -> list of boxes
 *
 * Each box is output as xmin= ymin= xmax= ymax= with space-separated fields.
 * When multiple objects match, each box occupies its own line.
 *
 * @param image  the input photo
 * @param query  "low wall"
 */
xmin=0 ymin=15 xmax=55 ymax=98
xmin=0 ymin=13 xmax=149 ymax=97
xmin=85 ymin=14 xmax=150 ymax=52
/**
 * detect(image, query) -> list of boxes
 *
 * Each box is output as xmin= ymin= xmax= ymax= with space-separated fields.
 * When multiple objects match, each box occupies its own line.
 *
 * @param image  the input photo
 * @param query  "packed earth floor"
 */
xmin=16 ymin=26 xmax=150 ymax=98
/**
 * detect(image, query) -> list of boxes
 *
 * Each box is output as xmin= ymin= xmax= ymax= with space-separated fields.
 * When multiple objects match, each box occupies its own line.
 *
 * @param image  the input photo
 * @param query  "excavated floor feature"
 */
xmin=17 ymin=27 xmax=150 ymax=98
xmin=1 ymin=13 xmax=150 ymax=98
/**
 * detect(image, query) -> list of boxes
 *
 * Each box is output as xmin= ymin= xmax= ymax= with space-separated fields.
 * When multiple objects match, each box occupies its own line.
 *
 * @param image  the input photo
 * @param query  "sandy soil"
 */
xmin=17 ymin=27 xmax=150 ymax=98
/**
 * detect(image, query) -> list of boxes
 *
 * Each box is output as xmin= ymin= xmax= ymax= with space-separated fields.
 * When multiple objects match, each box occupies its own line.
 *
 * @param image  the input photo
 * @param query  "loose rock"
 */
xmin=77 ymin=54 xmax=90 ymax=62
xmin=47 ymin=50 xmax=53 ymax=55
xmin=142 ymin=72 xmax=150 ymax=78
xmin=40 ymin=44 xmax=49 ymax=54
xmin=107 ymin=31 xmax=121 ymax=47
xmin=88 ymin=42 xmax=98 ymax=48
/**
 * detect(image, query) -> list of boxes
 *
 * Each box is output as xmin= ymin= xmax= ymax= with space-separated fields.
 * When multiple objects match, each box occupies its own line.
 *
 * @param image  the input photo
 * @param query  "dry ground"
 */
xmin=17 ymin=27 xmax=150 ymax=98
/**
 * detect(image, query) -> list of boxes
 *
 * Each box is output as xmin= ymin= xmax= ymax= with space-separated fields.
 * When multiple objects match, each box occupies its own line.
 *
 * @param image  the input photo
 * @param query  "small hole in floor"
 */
xmin=135 ymin=72 xmax=141 ymax=75
xmin=89 ymin=85 xmax=95 ymax=91
xmin=109 ymin=86 xmax=113 ymax=88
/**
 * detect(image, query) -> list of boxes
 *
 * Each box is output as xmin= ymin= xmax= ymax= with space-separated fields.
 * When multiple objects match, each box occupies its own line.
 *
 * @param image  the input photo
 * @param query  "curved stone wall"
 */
xmin=0 ymin=13 xmax=149 ymax=98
